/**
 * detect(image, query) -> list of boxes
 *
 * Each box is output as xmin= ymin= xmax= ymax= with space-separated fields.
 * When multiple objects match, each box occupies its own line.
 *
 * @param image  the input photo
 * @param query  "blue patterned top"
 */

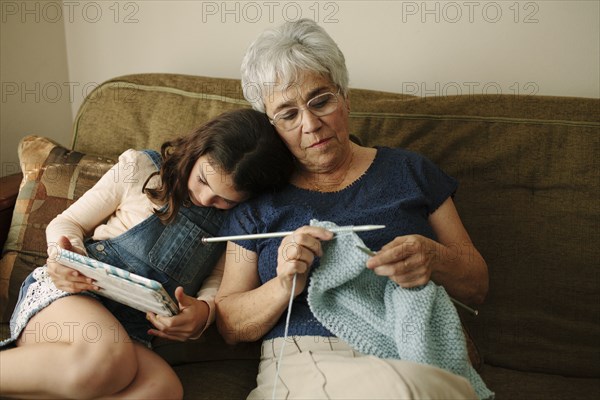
xmin=220 ymin=147 xmax=458 ymax=339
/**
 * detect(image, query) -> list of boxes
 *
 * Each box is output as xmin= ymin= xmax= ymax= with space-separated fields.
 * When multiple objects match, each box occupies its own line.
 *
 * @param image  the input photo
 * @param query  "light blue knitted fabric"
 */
xmin=307 ymin=220 xmax=494 ymax=400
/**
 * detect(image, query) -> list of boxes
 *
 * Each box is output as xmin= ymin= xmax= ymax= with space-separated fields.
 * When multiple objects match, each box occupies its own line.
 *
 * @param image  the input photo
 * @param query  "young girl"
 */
xmin=0 ymin=109 xmax=294 ymax=399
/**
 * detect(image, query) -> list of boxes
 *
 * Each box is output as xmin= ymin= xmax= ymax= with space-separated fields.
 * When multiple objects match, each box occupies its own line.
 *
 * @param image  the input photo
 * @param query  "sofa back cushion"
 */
xmin=73 ymin=74 xmax=250 ymax=158
xmin=72 ymin=74 xmax=599 ymax=377
xmin=347 ymin=93 xmax=599 ymax=378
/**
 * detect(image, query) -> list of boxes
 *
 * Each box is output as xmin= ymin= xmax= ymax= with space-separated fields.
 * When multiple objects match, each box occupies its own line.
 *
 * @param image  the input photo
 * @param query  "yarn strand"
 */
xmin=271 ymin=233 xmax=352 ymax=399
xmin=272 ymin=273 xmax=297 ymax=400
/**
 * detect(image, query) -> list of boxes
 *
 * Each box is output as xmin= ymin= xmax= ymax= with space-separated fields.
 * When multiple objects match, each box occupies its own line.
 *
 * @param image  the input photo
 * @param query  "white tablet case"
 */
xmin=56 ymin=248 xmax=179 ymax=316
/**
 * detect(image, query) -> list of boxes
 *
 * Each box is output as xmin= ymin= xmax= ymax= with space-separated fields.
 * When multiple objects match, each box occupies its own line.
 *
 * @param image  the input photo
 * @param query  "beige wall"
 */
xmin=1 ymin=0 xmax=73 ymax=177
xmin=2 ymin=0 xmax=599 ymax=177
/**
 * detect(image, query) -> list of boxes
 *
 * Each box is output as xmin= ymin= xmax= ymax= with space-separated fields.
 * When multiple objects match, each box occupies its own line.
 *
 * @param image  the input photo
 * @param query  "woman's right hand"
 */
xmin=275 ymin=226 xmax=333 ymax=297
xmin=46 ymin=236 xmax=97 ymax=293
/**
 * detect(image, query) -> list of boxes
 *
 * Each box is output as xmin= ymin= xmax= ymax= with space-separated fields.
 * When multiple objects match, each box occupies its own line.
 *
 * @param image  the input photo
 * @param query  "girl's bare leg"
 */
xmin=0 ymin=295 xmax=137 ymax=399
xmin=102 ymin=343 xmax=183 ymax=400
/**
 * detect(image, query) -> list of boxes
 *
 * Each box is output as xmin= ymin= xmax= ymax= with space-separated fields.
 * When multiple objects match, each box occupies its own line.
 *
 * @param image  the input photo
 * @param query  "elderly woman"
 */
xmin=216 ymin=19 xmax=491 ymax=399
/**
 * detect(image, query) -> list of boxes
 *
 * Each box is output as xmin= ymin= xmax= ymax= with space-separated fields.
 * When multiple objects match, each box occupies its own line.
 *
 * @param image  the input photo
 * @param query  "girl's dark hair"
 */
xmin=144 ymin=108 xmax=294 ymax=223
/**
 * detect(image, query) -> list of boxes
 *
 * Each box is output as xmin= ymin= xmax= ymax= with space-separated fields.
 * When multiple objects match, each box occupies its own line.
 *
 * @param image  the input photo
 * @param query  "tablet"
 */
xmin=56 ymin=248 xmax=179 ymax=316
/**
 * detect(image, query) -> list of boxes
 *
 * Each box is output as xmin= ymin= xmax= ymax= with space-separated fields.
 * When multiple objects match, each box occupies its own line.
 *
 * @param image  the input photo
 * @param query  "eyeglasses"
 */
xmin=269 ymin=89 xmax=340 ymax=131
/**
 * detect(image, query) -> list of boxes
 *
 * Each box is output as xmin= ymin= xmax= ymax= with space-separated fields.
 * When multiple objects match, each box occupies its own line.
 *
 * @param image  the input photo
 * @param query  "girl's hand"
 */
xmin=147 ymin=287 xmax=209 ymax=342
xmin=366 ymin=234 xmax=437 ymax=288
xmin=46 ymin=236 xmax=97 ymax=293
xmin=275 ymin=226 xmax=334 ymax=297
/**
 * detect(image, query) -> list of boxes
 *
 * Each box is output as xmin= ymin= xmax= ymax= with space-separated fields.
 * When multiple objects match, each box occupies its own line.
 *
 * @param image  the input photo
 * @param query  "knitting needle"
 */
xmin=356 ymin=245 xmax=479 ymax=316
xmin=449 ymin=298 xmax=479 ymax=316
xmin=202 ymin=225 xmax=386 ymax=244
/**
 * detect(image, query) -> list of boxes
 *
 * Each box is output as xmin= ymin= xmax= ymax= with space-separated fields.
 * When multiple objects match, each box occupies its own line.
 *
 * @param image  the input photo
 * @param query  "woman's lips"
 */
xmin=309 ymin=138 xmax=331 ymax=148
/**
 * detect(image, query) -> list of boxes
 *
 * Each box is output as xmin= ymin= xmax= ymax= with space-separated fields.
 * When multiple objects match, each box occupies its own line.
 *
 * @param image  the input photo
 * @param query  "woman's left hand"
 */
xmin=146 ymin=286 xmax=209 ymax=341
xmin=366 ymin=234 xmax=438 ymax=287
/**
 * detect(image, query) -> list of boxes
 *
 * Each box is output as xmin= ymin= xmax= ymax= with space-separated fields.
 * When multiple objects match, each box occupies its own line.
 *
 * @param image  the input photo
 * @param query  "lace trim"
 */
xmin=10 ymin=267 xmax=71 ymax=338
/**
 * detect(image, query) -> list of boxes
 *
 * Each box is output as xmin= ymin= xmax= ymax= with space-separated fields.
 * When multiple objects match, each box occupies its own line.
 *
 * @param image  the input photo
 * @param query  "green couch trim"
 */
xmin=105 ymin=82 xmax=250 ymax=104
xmin=349 ymin=112 xmax=600 ymax=128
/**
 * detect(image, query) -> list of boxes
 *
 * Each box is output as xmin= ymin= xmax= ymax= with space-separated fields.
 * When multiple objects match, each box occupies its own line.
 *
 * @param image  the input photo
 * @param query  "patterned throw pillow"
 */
xmin=0 ymin=135 xmax=116 ymax=322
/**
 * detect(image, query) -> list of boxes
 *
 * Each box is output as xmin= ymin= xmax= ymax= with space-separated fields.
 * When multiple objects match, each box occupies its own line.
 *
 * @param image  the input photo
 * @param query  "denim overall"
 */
xmin=82 ymin=150 xmax=226 ymax=344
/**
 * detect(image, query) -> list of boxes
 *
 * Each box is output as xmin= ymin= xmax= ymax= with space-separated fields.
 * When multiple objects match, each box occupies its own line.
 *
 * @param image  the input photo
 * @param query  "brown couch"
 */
xmin=1 ymin=73 xmax=598 ymax=399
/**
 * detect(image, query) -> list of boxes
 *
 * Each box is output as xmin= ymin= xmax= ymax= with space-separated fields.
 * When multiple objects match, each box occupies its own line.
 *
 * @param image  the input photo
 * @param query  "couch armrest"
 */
xmin=0 ymin=173 xmax=22 ymax=251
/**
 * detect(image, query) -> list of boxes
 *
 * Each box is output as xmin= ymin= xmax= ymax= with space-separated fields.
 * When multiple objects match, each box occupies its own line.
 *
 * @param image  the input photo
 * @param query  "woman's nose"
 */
xmin=300 ymin=109 xmax=322 ymax=133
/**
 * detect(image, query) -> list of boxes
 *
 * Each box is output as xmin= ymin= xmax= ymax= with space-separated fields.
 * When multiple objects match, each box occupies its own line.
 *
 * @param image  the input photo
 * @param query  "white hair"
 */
xmin=241 ymin=19 xmax=349 ymax=113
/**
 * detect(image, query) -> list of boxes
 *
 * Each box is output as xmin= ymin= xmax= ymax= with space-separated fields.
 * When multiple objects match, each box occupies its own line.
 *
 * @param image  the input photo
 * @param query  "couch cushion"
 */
xmin=173 ymin=359 xmax=258 ymax=400
xmin=153 ymin=325 xmax=260 ymax=366
xmin=479 ymin=363 xmax=600 ymax=400
xmin=154 ymin=325 xmax=261 ymax=399
xmin=0 ymin=136 xmax=116 ymax=322
xmin=345 ymin=94 xmax=600 ymax=377
xmin=72 ymin=74 xmax=250 ymax=158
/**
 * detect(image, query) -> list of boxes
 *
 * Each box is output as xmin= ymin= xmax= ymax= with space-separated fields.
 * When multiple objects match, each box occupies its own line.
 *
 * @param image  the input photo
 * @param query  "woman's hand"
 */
xmin=46 ymin=236 xmax=97 ymax=293
xmin=147 ymin=287 xmax=209 ymax=342
xmin=366 ymin=234 xmax=439 ymax=288
xmin=275 ymin=226 xmax=334 ymax=297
